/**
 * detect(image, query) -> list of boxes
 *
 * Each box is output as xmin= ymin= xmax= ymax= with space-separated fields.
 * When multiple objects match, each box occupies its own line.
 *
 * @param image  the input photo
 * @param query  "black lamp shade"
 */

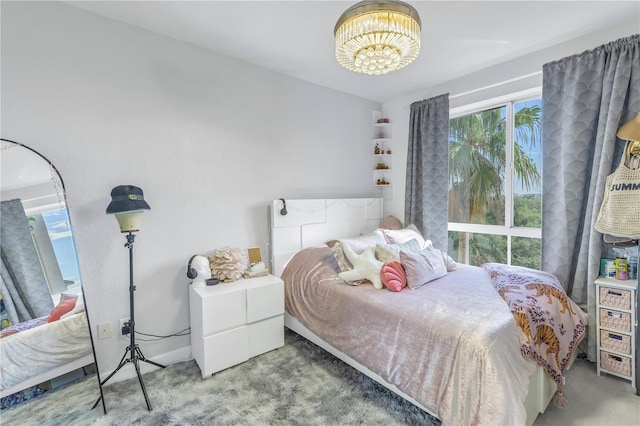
xmin=106 ymin=185 xmax=150 ymax=214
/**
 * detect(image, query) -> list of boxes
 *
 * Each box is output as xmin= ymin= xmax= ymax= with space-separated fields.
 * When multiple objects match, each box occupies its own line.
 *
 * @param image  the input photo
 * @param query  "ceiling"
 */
xmin=65 ymin=1 xmax=639 ymax=103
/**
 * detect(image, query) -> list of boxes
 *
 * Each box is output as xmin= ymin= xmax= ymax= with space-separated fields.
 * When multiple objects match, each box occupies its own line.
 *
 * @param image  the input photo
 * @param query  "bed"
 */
xmin=270 ymin=198 xmax=586 ymax=426
xmin=0 ymin=305 xmax=94 ymax=399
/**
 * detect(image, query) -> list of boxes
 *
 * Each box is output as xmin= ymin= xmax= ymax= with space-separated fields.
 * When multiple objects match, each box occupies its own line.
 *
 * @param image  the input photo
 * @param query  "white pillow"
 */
xmin=382 ymin=225 xmax=427 ymax=248
xmin=422 ymin=240 xmax=458 ymax=271
xmin=336 ymin=228 xmax=387 ymax=254
xmin=400 ymin=245 xmax=448 ymax=289
xmin=375 ymin=238 xmax=422 ymax=263
xmin=439 ymin=250 xmax=458 ymax=271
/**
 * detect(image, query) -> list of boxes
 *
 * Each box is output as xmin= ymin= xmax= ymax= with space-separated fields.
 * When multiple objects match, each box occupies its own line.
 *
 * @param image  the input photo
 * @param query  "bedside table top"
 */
xmin=595 ymin=276 xmax=638 ymax=290
xmin=191 ymin=274 xmax=283 ymax=296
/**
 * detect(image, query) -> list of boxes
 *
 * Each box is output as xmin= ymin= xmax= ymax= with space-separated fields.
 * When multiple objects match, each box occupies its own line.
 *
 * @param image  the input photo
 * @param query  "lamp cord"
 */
xmin=134 ymin=327 xmax=191 ymax=342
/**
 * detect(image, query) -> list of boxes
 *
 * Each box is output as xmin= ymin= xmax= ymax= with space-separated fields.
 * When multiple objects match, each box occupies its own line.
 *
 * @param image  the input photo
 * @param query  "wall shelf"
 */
xmin=372 ymin=111 xmax=392 ymax=187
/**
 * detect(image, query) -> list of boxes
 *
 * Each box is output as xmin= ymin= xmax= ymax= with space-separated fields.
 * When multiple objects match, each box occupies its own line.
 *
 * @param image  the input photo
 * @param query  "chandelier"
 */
xmin=334 ymin=1 xmax=421 ymax=75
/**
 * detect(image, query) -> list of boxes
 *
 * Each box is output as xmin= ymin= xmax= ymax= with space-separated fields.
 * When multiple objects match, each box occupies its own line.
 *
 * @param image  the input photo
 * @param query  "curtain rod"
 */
xmin=403 ymin=70 xmax=542 ymax=110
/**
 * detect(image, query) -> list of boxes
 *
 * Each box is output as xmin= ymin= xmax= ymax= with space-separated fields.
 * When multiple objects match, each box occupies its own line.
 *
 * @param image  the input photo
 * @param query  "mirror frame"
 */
xmin=0 ymin=138 xmax=105 ymax=414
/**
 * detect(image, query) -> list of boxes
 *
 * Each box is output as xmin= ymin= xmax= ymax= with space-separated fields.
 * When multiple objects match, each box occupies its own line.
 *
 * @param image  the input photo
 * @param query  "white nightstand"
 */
xmin=595 ymin=276 xmax=637 ymax=389
xmin=189 ymin=274 xmax=284 ymax=378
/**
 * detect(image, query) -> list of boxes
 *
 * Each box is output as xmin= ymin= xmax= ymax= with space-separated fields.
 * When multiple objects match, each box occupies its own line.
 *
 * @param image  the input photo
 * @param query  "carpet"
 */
xmin=1 ymin=330 xmax=440 ymax=425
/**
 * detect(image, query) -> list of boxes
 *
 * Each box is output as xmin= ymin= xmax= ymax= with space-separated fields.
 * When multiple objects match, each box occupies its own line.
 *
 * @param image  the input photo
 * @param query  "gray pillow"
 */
xmin=400 ymin=245 xmax=448 ymax=289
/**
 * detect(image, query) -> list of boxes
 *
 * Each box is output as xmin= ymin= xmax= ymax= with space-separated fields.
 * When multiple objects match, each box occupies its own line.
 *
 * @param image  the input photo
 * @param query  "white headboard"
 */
xmin=270 ymin=198 xmax=383 ymax=277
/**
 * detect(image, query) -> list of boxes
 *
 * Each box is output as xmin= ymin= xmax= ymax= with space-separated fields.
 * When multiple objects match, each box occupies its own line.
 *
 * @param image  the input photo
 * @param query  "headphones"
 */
xmin=279 ymin=198 xmax=288 ymax=216
xmin=186 ymin=255 xmax=198 ymax=279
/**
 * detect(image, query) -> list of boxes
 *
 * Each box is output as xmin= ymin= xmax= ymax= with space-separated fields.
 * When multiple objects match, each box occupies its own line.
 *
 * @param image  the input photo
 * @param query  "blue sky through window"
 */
xmin=41 ymin=209 xmax=81 ymax=286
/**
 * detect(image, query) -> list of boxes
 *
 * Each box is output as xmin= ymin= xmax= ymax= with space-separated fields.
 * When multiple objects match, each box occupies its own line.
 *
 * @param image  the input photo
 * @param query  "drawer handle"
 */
xmin=609 ymin=354 xmax=623 ymax=362
xmin=607 ymin=311 xmax=623 ymax=318
xmin=608 ymin=333 xmax=623 ymax=341
xmin=607 ymin=290 xmax=623 ymax=296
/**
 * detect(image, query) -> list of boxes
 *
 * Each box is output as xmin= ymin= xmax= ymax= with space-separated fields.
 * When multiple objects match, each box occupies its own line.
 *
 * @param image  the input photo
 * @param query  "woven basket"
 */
xmin=599 ymin=287 xmax=631 ymax=310
xmin=599 ymin=308 xmax=632 ymax=332
xmin=600 ymin=330 xmax=631 ymax=355
xmin=600 ymin=350 xmax=631 ymax=377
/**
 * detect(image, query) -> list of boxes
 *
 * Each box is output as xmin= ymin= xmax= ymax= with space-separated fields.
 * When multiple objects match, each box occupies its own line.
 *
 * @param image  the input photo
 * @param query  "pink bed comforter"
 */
xmin=283 ymin=246 xmax=537 ymax=426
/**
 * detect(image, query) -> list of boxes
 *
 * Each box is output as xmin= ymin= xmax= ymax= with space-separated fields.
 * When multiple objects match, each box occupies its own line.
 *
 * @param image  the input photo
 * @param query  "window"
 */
xmin=40 ymin=209 xmax=81 ymax=288
xmin=448 ymin=97 xmax=542 ymax=268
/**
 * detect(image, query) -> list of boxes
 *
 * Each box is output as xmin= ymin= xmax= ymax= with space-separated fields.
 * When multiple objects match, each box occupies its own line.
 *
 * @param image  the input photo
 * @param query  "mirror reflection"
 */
xmin=0 ymin=139 xmax=99 ymax=409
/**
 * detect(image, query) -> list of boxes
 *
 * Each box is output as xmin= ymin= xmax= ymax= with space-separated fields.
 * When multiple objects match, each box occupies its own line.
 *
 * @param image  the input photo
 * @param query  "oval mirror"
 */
xmin=0 ymin=139 xmax=104 ymax=413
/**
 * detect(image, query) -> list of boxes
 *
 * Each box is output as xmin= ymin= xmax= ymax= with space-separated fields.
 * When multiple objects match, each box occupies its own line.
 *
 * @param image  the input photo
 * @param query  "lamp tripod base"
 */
xmin=92 ymin=343 xmax=165 ymax=411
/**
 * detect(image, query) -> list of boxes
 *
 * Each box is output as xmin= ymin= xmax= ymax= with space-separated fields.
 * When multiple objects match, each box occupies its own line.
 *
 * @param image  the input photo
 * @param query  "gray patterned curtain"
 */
xmin=541 ymin=34 xmax=640 ymax=361
xmin=405 ymin=94 xmax=450 ymax=250
xmin=1 ymin=199 xmax=54 ymax=325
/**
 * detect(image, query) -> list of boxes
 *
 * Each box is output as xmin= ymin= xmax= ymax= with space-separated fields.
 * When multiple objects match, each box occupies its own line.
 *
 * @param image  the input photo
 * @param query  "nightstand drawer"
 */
xmin=248 ymin=315 xmax=284 ymax=357
xmin=599 ymin=308 xmax=631 ymax=332
xmin=201 ymin=327 xmax=249 ymax=376
xmin=247 ymin=281 xmax=284 ymax=323
xmin=202 ymin=289 xmax=247 ymax=335
xmin=600 ymin=330 xmax=631 ymax=355
xmin=600 ymin=350 xmax=632 ymax=378
xmin=599 ymin=286 xmax=631 ymax=310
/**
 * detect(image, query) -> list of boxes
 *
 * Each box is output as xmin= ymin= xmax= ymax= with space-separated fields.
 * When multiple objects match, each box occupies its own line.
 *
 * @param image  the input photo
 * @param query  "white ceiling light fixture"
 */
xmin=334 ymin=0 xmax=421 ymax=75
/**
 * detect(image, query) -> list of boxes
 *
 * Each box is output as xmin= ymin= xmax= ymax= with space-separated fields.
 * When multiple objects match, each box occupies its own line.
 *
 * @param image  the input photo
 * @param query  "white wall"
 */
xmin=1 ymin=1 xmax=379 ymax=378
xmin=381 ymin=19 xmax=640 ymax=220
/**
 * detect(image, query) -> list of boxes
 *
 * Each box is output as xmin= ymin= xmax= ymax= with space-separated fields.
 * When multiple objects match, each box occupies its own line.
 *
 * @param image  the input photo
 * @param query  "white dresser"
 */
xmin=189 ymin=274 xmax=284 ymax=378
xmin=595 ymin=276 xmax=637 ymax=389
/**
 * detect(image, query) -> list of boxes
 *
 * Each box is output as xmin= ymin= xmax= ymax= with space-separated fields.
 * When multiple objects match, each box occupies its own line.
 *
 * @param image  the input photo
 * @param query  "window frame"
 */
xmin=448 ymin=88 xmax=542 ymax=265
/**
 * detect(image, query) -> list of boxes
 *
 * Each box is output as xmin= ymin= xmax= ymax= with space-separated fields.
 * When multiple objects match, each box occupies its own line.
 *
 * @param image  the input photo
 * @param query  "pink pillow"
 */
xmin=47 ymin=298 xmax=77 ymax=322
xmin=381 ymin=260 xmax=406 ymax=292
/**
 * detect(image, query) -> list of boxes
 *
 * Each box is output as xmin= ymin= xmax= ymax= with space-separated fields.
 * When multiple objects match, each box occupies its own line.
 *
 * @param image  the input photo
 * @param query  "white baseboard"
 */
xmin=101 ymin=345 xmax=192 ymax=387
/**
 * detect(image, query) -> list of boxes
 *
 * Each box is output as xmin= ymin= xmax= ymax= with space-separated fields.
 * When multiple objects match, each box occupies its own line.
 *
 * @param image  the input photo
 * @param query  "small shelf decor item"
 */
xmin=371 ymin=110 xmax=393 ymax=187
xmin=209 ymin=246 xmax=248 ymax=282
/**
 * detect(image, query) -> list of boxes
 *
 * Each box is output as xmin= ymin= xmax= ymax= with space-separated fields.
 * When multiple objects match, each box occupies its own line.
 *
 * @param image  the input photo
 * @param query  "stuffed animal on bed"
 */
xmin=338 ymin=244 xmax=384 ymax=289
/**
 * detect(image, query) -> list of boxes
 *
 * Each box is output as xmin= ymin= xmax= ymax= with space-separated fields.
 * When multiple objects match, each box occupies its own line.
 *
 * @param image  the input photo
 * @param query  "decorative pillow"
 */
xmin=438 ymin=250 xmax=458 ymax=271
xmin=400 ymin=245 xmax=448 ymax=289
xmin=59 ymin=292 xmax=80 ymax=302
xmin=336 ymin=229 xmax=387 ymax=255
xmin=381 ymin=261 xmax=406 ymax=292
xmin=379 ymin=215 xmax=403 ymax=230
xmin=47 ymin=298 xmax=77 ymax=322
xmin=338 ymin=245 xmax=384 ymax=289
xmin=60 ymin=295 xmax=85 ymax=320
xmin=382 ymin=225 xmax=427 ymax=248
xmin=326 ymin=240 xmax=352 ymax=272
xmin=375 ymin=238 xmax=422 ymax=263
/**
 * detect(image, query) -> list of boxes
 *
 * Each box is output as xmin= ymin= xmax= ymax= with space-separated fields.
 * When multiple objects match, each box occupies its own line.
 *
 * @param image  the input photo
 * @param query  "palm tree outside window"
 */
xmin=448 ymin=99 xmax=542 ymax=268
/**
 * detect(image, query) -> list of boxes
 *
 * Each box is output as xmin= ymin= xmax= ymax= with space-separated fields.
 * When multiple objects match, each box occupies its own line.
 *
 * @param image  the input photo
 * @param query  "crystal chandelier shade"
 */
xmin=335 ymin=1 xmax=421 ymax=75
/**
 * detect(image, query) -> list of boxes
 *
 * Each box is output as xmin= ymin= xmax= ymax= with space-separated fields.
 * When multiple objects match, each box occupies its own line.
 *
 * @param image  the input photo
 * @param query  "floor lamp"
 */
xmin=93 ymin=185 xmax=165 ymax=411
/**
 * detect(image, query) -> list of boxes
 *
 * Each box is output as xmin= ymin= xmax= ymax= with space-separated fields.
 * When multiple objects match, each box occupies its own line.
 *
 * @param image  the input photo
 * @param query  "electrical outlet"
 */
xmin=97 ymin=323 xmax=112 ymax=340
xmin=120 ymin=318 xmax=130 ymax=338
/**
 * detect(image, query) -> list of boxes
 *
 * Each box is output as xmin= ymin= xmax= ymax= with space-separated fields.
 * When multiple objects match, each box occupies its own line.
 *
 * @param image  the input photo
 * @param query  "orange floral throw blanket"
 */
xmin=483 ymin=263 xmax=587 ymax=405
